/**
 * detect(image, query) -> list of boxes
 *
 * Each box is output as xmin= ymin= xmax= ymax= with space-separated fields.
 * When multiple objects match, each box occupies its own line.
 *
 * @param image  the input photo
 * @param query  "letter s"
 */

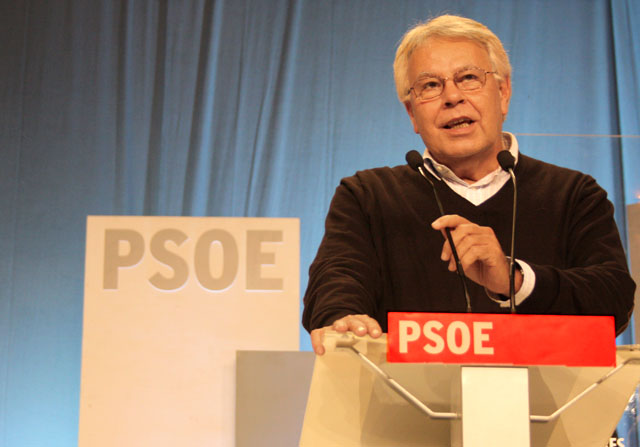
xmin=423 ymin=321 xmax=445 ymax=354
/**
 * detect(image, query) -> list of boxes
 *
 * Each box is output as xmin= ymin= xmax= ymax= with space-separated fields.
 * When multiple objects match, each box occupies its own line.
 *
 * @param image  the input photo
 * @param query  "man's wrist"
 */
xmin=485 ymin=260 xmax=524 ymax=303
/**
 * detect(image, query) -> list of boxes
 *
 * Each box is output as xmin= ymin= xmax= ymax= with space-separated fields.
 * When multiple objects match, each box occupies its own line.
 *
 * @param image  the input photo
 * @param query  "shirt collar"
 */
xmin=421 ymin=132 xmax=519 ymax=187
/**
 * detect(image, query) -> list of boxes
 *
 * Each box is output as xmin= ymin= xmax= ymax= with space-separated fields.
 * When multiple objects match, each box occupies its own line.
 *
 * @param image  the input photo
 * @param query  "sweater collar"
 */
xmin=421 ymin=132 xmax=519 ymax=187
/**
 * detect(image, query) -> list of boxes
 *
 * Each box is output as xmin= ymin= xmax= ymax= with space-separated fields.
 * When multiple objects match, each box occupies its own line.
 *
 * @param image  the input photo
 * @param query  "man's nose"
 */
xmin=441 ymin=79 xmax=465 ymax=107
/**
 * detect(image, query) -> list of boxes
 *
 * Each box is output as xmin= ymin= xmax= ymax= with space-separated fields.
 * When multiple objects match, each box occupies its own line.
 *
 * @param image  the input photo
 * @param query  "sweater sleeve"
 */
xmin=518 ymin=175 xmax=635 ymax=335
xmin=302 ymin=177 xmax=382 ymax=331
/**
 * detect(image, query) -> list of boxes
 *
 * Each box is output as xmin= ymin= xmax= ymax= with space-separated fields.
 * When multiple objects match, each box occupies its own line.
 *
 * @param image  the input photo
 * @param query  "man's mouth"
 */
xmin=443 ymin=117 xmax=474 ymax=129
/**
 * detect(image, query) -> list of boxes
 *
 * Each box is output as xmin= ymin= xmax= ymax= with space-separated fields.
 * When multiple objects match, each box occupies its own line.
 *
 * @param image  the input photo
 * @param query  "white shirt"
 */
xmin=421 ymin=132 xmax=535 ymax=306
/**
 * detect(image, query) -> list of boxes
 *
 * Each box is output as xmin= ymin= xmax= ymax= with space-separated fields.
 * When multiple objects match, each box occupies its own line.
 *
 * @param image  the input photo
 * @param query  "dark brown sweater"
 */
xmin=302 ymin=154 xmax=635 ymax=335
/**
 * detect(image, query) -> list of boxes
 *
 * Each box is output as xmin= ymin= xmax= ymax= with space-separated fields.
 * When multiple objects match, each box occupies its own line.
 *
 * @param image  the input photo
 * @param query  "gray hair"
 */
xmin=393 ymin=15 xmax=512 ymax=103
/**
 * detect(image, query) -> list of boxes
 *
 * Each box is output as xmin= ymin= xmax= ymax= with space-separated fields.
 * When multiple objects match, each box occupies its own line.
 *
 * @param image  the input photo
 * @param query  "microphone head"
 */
xmin=497 ymin=150 xmax=515 ymax=171
xmin=406 ymin=150 xmax=425 ymax=171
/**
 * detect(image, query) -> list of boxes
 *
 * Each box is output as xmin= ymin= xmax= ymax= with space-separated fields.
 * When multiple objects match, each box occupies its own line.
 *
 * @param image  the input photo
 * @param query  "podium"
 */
xmin=299 ymin=326 xmax=640 ymax=446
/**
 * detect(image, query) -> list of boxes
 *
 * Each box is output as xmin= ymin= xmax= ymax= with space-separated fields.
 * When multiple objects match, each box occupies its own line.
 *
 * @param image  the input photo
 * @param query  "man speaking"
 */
xmin=302 ymin=15 xmax=635 ymax=355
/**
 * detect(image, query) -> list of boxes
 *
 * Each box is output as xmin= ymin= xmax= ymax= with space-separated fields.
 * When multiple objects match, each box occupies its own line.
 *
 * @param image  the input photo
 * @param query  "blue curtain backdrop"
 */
xmin=1 ymin=0 xmax=639 ymax=445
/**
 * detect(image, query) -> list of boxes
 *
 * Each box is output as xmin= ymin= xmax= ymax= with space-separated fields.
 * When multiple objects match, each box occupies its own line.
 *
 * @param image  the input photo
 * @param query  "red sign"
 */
xmin=387 ymin=313 xmax=616 ymax=367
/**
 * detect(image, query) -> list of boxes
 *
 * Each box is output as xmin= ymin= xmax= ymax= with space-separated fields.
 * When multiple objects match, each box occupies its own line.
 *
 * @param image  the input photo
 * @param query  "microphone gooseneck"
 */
xmin=406 ymin=151 xmax=446 ymax=215
xmin=497 ymin=150 xmax=518 ymax=313
xmin=406 ymin=150 xmax=472 ymax=313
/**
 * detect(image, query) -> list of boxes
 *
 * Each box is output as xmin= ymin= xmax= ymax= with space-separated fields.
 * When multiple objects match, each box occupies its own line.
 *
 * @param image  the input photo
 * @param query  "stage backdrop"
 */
xmin=1 ymin=1 xmax=639 ymax=446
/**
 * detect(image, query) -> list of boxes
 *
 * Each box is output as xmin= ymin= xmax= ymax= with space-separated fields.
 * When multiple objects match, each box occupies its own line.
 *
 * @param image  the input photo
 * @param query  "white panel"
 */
xmin=461 ymin=367 xmax=530 ymax=447
xmin=78 ymin=216 xmax=299 ymax=447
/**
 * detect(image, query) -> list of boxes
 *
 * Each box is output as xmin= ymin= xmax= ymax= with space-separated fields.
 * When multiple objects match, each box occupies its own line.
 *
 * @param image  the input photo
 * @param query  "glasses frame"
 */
xmin=408 ymin=67 xmax=497 ymax=102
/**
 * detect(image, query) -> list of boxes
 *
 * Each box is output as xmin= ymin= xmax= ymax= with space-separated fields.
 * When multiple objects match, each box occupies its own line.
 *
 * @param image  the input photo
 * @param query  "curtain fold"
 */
xmin=612 ymin=0 xmax=640 ymax=206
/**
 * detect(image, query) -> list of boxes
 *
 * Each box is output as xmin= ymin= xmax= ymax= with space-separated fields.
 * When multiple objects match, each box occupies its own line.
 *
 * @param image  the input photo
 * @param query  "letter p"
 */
xmin=103 ymin=229 xmax=144 ymax=289
xmin=399 ymin=320 xmax=421 ymax=353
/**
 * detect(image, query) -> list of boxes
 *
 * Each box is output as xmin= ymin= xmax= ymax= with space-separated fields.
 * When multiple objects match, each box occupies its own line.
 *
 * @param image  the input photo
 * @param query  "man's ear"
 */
xmin=404 ymin=100 xmax=420 ymax=134
xmin=499 ymin=75 xmax=512 ymax=121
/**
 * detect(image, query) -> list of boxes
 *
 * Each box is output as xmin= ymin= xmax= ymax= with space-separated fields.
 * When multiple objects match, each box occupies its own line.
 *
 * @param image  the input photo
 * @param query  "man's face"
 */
xmin=404 ymin=38 xmax=511 ymax=175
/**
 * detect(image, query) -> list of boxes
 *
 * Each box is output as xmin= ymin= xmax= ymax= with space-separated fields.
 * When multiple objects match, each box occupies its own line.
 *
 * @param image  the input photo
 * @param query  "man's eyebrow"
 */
xmin=415 ymin=65 xmax=482 ymax=79
xmin=456 ymin=64 xmax=482 ymax=72
xmin=416 ymin=71 xmax=440 ymax=78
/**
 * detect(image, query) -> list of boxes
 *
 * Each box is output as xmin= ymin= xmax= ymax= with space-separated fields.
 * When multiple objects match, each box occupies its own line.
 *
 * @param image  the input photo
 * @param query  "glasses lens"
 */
xmin=454 ymin=68 xmax=485 ymax=91
xmin=414 ymin=76 xmax=443 ymax=100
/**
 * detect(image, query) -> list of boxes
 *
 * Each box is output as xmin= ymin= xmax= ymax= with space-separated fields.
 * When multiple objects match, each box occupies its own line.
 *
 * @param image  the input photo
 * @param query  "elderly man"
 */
xmin=302 ymin=15 xmax=635 ymax=355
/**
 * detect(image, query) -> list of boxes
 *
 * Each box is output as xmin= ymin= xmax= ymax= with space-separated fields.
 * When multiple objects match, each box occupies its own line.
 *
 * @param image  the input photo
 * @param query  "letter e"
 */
xmin=246 ymin=230 xmax=283 ymax=290
xmin=473 ymin=322 xmax=494 ymax=355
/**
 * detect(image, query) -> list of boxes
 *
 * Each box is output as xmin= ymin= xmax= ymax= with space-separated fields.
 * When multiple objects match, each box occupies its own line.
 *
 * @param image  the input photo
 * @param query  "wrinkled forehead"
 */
xmin=408 ymin=37 xmax=492 ymax=77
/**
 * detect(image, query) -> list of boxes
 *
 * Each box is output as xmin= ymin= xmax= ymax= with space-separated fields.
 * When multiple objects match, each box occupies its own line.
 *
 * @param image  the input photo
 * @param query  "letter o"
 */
xmin=447 ymin=321 xmax=471 ymax=355
xmin=194 ymin=229 xmax=238 ymax=291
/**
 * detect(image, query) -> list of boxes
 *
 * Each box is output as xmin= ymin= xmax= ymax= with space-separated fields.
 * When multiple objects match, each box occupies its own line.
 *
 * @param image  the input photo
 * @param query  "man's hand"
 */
xmin=310 ymin=314 xmax=382 ymax=355
xmin=431 ymin=214 xmax=522 ymax=296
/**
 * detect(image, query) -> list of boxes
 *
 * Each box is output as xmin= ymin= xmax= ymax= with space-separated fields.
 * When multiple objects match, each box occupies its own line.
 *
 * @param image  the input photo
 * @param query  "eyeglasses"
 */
xmin=408 ymin=67 xmax=496 ymax=101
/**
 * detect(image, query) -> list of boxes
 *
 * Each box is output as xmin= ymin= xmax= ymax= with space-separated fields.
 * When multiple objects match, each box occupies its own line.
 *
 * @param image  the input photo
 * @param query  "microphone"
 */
xmin=497 ymin=150 xmax=517 ymax=313
xmin=497 ymin=150 xmax=515 ymax=172
xmin=405 ymin=150 xmax=472 ymax=312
